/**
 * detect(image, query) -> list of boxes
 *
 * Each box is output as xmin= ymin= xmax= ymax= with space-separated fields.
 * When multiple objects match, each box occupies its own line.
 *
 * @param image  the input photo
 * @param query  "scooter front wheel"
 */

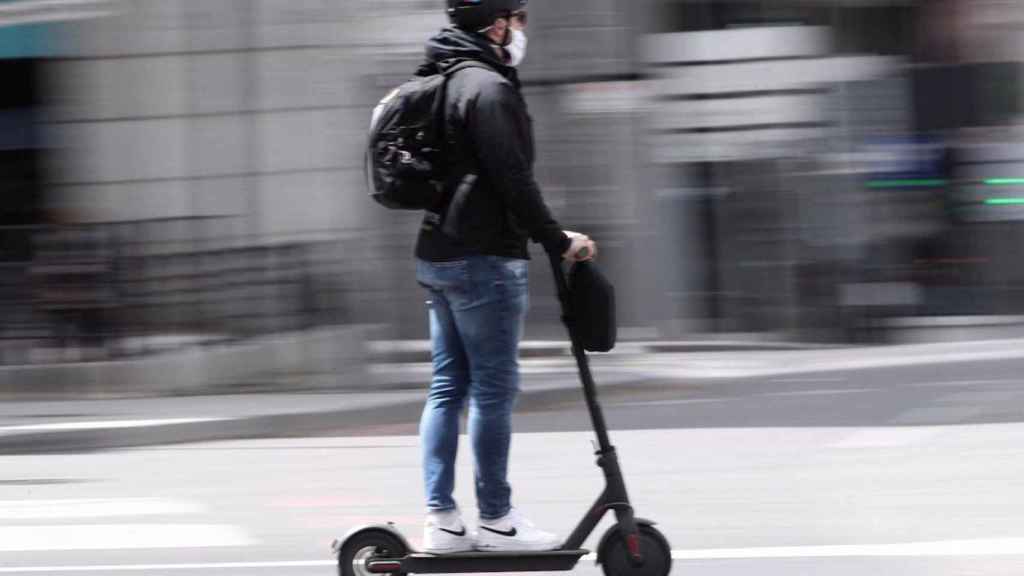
xmin=338 ymin=529 xmax=408 ymax=576
xmin=598 ymin=524 xmax=672 ymax=576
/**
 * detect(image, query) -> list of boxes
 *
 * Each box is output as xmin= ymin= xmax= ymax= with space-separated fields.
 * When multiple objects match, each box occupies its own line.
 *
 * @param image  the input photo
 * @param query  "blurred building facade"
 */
xmin=14 ymin=0 xmax=652 ymax=348
xmin=4 ymin=0 xmax=1024 ymax=360
xmin=644 ymin=0 xmax=1024 ymax=342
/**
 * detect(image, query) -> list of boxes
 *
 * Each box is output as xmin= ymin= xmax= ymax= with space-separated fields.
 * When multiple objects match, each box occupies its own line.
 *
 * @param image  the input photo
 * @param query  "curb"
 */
xmin=0 ymin=326 xmax=373 ymax=401
xmin=367 ymin=339 xmax=834 ymax=364
xmin=0 ymin=373 xmax=662 ymax=455
xmin=7 ymin=336 xmax=1024 ymax=453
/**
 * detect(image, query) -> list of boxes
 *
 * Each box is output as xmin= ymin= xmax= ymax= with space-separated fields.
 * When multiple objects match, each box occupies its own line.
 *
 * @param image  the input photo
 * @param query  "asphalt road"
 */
xmin=325 ymin=355 xmax=1024 ymax=436
xmin=3 ymin=356 xmax=1024 ymax=574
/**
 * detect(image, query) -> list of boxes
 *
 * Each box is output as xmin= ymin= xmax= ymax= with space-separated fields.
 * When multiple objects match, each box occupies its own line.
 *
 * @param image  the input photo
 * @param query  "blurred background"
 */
xmin=2 ymin=0 xmax=1024 ymax=388
xmin=6 ymin=3 xmax=1024 ymax=575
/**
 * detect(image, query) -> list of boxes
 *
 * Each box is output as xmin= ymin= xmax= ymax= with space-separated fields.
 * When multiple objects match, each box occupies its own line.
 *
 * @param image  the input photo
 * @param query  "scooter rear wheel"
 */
xmin=338 ymin=529 xmax=408 ymax=576
xmin=598 ymin=524 xmax=672 ymax=576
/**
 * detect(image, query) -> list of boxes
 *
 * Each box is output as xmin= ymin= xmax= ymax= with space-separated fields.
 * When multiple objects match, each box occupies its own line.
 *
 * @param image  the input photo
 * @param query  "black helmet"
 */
xmin=447 ymin=0 xmax=527 ymax=32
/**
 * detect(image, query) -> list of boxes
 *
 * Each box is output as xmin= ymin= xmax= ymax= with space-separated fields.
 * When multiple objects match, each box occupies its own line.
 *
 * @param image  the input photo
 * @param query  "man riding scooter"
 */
xmin=412 ymin=0 xmax=598 ymax=554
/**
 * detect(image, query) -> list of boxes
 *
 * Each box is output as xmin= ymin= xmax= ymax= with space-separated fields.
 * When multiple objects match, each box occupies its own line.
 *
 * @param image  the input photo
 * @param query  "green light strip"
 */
xmin=866 ymin=179 xmax=947 ymax=189
xmin=984 ymin=198 xmax=1024 ymax=206
xmin=866 ymin=178 xmax=1024 ymax=188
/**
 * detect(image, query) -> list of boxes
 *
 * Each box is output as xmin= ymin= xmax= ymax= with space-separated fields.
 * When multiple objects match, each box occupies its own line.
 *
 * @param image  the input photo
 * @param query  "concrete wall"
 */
xmin=34 ymin=0 xmax=699 ymax=341
xmin=45 ymin=0 xmax=378 ymax=243
xmin=0 ymin=325 xmax=372 ymax=399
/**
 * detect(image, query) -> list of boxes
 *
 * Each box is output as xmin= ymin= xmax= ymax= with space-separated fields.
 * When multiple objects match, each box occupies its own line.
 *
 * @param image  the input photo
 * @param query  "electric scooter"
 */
xmin=333 ymin=252 xmax=672 ymax=576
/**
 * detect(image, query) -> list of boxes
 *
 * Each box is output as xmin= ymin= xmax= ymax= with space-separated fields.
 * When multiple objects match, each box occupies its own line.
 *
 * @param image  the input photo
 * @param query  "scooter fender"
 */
xmin=594 ymin=518 xmax=657 ymax=565
xmin=332 ymin=523 xmax=412 ymax=557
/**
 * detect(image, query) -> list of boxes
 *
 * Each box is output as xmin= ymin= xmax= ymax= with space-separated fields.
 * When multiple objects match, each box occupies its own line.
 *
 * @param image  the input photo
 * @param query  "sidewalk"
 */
xmin=610 ymin=337 xmax=1024 ymax=380
xmin=3 ymin=336 xmax=1024 ymax=454
xmin=366 ymin=337 xmax=829 ymax=364
xmin=0 ymin=326 xmax=372 ymax=400
xmin=369 ymin=336 xmax=1024 ymax=388
xmin=0 ymin=329 xmax=826 ymax=400
xmin=0 ymin=368 xmax=656 ymax=454
xmin=6 ymin=312 xmax=1020 ymax=400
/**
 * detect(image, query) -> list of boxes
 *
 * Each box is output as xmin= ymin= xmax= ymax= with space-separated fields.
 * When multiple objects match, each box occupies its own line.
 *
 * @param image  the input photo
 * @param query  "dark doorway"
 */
xmin=0 ymin=58 xmax=42 ymax=262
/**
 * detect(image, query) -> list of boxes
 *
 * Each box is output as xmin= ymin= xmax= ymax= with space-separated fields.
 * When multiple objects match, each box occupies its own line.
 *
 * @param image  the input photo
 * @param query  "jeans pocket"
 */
xmin=492 ymin=258 xmax=528 ymax=288
xmin=417 ymin=259 xmax=469 ymax=290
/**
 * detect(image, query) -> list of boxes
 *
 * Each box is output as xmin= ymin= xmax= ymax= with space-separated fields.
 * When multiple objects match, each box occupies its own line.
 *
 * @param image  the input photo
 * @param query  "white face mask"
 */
xmin=506 ymin=28 xmax=528 ymax=67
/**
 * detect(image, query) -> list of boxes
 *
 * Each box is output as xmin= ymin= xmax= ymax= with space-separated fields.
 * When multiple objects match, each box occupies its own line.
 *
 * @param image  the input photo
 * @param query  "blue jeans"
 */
xmin=416 ymin=255 xmax=529 ymax=520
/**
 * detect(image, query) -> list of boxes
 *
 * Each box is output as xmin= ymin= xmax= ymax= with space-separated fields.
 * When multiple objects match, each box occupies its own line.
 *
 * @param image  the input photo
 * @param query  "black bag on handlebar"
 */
xmin=567 ymin=260 xmax=616 ymax=353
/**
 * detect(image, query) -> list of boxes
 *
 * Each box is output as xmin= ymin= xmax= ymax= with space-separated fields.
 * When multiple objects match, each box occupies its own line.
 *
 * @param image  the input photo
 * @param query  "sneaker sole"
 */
xmin=423 ymin=542 xmax=477 ymax=555
xmin=474 ymin=543 xmax=562 ymax=552
xmin=423 ymin=548 xmax=477 ymax=555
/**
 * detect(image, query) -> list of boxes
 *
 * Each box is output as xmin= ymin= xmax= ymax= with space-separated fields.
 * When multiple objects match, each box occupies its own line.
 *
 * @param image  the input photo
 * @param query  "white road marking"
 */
xmin=769 ymin=377 xmax=847 ymax=384
xmin=5 ymin=537 xmax=1024 ymax=572
xmin=658 ymin=537 xmax=1024 ymax=559
xmin=609 ymin=398 xmax=731 ymax=408
xmin=909 ymin=379 xmax=1020 ymax=388
xmin=640 ymin=341 xmax=1024 ymax=379
xmin=0 ymin=418 xmax=228 ymax=434
xmin=831 ymin=427 xmax=941 ymax=448
xmin=0 ymin=561 xmax=332 ymax=573
xmin=0 ymin=524 xmax=252 ymax=552
xmin=0 ymin=498 xmax=202 ymax=519
xmin=760 ymin=388 xmax=878 ymax=397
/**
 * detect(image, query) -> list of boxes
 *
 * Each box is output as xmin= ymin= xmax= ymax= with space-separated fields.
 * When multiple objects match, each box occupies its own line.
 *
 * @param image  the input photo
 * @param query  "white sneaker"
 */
xmin=423 ymin=509 xmax=476 ymax=554
xmin=476 ymin=508 xmax=561 ymax=552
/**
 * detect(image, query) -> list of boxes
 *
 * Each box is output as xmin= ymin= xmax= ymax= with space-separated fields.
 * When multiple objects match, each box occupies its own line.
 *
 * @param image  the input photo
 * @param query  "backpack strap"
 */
xmin=432 ymin=59 xmax=496 ymax=137
xmin=430 ymin=58 xmax=493 ymax=135
xmin=429 ymin=59 xmax=495 ymax=236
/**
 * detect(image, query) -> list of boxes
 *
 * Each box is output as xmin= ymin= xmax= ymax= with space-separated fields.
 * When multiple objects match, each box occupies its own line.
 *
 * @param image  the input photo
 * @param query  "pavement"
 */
xmin=371 ymin=336 xmax=1024 ymax=385
xmin=4 ymin=341 xmax=1024 ymax=575
xmin=5 ymin=413 xmax=1024 ymax=574
xmin=4 ymin=336 xmax=1024 ymax=454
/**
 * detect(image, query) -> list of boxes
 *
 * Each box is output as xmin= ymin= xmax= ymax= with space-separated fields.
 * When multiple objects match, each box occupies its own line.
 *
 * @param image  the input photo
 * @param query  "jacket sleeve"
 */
xmin=466 ymin=78 xmax=571 ymax=257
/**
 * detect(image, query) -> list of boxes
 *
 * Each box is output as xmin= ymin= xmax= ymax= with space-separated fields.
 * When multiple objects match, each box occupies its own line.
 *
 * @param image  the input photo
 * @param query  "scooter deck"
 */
xmin=371 ymin=549 xmax=589 ymax=574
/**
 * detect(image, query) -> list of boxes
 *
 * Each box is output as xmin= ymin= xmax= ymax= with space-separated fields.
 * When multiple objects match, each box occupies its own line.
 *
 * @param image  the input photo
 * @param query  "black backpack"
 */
xmin=366 ymin=60 xmax=490 ymax=210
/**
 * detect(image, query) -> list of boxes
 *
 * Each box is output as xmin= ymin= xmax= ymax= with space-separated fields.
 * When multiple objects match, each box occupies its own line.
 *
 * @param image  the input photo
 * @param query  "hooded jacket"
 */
xmin=414 ymin=26 xmax=570 ymax=262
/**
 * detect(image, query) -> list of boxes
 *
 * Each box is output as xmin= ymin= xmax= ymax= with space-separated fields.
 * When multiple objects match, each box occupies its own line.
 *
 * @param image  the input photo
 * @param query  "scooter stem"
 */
xmin=548 ymin=253 xmax=613 ymax=453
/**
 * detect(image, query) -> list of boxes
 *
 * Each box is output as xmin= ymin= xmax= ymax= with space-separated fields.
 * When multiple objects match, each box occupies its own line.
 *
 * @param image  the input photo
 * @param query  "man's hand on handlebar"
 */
xmin=562 ymin=230 xmax=597 ymax=262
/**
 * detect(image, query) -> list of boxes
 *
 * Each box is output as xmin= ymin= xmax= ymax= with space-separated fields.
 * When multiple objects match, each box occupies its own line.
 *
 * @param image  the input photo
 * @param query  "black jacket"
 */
xmin=414 ymin=27 xmax=570 ymax=262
